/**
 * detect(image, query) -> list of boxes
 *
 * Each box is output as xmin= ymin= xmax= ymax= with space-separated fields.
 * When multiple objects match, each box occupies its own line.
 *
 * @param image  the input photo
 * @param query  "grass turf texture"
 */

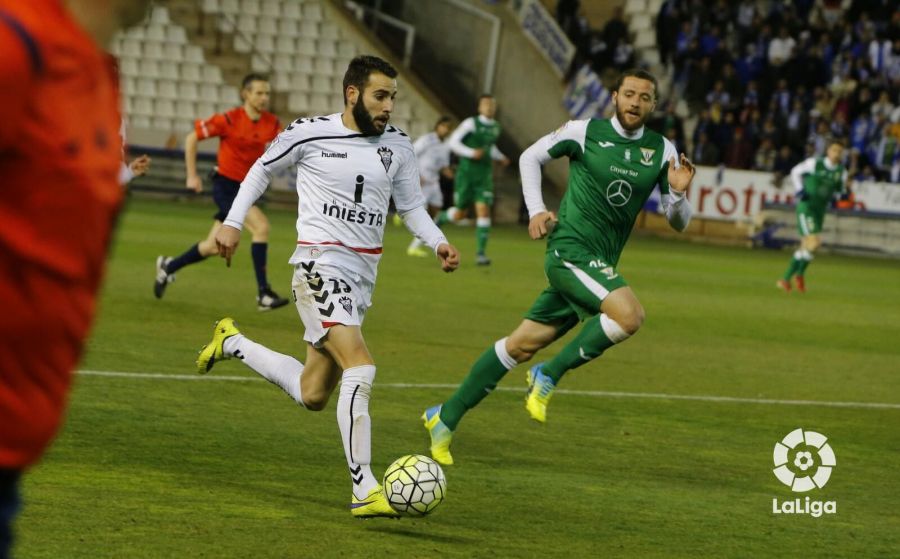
xmin=18 ymin=198 xmax=900 ymax=558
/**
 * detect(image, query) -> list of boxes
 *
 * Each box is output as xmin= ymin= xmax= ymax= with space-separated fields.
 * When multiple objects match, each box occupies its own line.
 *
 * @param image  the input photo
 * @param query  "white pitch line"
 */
xmin=77 ymin=370 xmax=900 ymax=411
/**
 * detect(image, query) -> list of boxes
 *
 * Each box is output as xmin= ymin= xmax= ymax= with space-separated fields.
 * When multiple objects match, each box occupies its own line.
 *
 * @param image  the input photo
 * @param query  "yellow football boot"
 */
xmin=525 ymin=364 xmax=555 ymax=424
xmin=196 ymin=317 xmax=241 ymax=374
xmin=350 ymin=486 xmax=400 ymax=518
xmin=422 ymin=405 xmax=454 ymax=466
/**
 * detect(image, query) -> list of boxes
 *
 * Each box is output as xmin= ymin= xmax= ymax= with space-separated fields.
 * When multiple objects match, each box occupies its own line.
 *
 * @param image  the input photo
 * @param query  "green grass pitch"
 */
xmin=17 ymin=198 xmax=900 ymax=558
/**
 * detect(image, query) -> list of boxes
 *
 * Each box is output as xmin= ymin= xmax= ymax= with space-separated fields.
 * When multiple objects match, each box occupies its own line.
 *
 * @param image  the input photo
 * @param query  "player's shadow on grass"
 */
xmin=365 ymin=524 xmax=474 ymax=544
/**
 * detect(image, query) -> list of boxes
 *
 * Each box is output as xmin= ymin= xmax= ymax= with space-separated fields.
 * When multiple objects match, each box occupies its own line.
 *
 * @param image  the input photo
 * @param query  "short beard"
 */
xmin=615 ymin=104 xmax=647 ymax=131
xmin=353 ymin=99 xmax=385 ymax=136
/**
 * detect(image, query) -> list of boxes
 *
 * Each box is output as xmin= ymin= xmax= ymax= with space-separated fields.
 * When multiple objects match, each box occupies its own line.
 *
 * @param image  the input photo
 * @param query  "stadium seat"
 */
xmin=133 ymin=97 xmax=154 ymax=116
xmin=320 ymin=23 xmax=340 ymax=40
xmin=201 ymin=0 xmax=220 ymax=13
xmin=234 ymin=34 xmax=253 ymax=54
xmin=219 ymin=84 xmax=237 ymax=105
xmin=196 ymin=102 xmax=217 ymax=118
xmin=337 ymin=43 xmax=356 ymax=58
xmin=241 ymin=0 xmax=261 ymax=16
xmin=158 ymin=62 xmax=179 ymax=81
xmin=137 ymin=60 xmax=161 ymax=79
xmin=166 ymin=26 xmax=187 ymax=44
xmin=177 ymin=101 xmax=197 ymax=120
xmin=200 ymin=83 xmax=221 ymax=103
xmin=180 ymin=62 xmax=202 ymax=82
xmin=159 ymin=44 xmax=181 ymax=62
xmin=178 ymin=82 xmax=200 ymax=101
xmin=261 ymin=0 xmax=280 ymax=17
xmin=283 ymin=1 xmax=301 ymax=19
xmin=151 ymin=116 xmax=173 ymax=131
xmin=130 ymin=115 xmax=152 ymax=129
xmin=257 ymin=34 xmax=277 ymax=53
xmin=122 ymin=95 xmax=134 ymax=114
xmin=294 ymin=57 xmax=314 ymax=73
xmin=309 ymin=93 xmax=329 ymax=113
xmin=121 ymin=39 xmax=142 ymax=58
xmin=288 ymin=92 xmax=309 ymax=114
xmin=274 ymin=35 xmax=294 ymax=53
xmin=146 ymin=23 xmax=166 ymax=42
xmin=185 ymin=46 xmax=205 ymax=64
xmin=119 ymin=57 xmax=139 ymax=76
xmin=155 ymin=99 xmax=177 ymax=118
xmin=143 ymin=41 xmax=164 ymax=60
xmin=201 ymin=65 xmax=223 ymax=83
xmin=271 ymin=54 xmax=292 ymax=72
xmin=220 ymin=0 xmax=240 ymax=15
xmin=317 ymin=39 xmax=338 ymax=58
xmin=149 ymin=6 xmax=170 ymax=25
xmin=313 ymin=58 xmax=333 ymax=75
xmin=236 ymin=14 xmax=257 ymax=34
xmin=273 ymin=73 xmax=291 ymax=91
xmin=311 ymin=75 xmax=331 ymax=93
xmin=297 ymin=38 xmax=317 ymax=56
xmin=300 ymin=21 xmax=318 ymax=37
xmin=278 ymin=19 xmax=298 ymax=36
xmin=158 ymin=80 xmax=178 ymax=100
xmin=303 ymin=3 xmax=324 ymax=22
xmin=290 ymin=73 xmax=311 ymax=91
xmin=257 ymin=16 xmax=278 ymax=36
xmin=624 ymin=0 xmax=646 ymax=16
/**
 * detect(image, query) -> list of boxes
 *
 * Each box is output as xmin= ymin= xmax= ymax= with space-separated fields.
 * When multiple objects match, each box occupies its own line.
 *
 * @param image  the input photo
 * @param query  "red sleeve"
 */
xmin=194 ymin=112 xmax=229 ymax=140
xmin=0 ymin=15 xmax=36 ymax=149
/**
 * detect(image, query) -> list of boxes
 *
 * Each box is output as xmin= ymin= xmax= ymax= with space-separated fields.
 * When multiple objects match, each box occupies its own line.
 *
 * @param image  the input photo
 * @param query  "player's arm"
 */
xmin=393 ymin=147 xmax=459 ymax=272
xmin=490 ymin=144 xmax=510 ymax=165
xmin=790 ymin=158 xmax=816 ymax=198
xmin=658 ymin=138 xmax=695 ymax=232
xmin=0 ymin=14 xmax=37 ymax=150
xmin=216 ymin=128 xmax=304 ymax=265
xmin=185 ymin=114 xmax=227 ymax=192
xmin=520 ymin=120 xmax=588 ymax=239
xmin=446 ymin=117 xmax=480 ymax=160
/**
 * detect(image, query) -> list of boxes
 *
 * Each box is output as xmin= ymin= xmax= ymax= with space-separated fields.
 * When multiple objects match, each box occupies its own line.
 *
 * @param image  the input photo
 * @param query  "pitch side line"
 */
xmin=77 ymin=370 xmax=900 ymax=410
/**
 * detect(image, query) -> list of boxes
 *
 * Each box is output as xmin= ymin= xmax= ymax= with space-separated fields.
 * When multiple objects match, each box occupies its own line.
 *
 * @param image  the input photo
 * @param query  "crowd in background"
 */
xmin=557 ymin=0 xmax=900 ymax=183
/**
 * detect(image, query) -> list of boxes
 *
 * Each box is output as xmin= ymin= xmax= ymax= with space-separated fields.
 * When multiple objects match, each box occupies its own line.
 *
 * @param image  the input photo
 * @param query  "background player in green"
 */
xmin=777 ymin=140 xmax=848 ymax=293
xmin=423 ymin=69 xmax=696 ymax=465
xmin=441 ymin=94 xmax=510 ymax=265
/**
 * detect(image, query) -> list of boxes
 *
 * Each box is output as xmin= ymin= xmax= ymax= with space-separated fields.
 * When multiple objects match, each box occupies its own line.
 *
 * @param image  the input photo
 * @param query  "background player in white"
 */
xmin=195 ymin=56 xmax=460 ymax=518
xmin=407 ymin=116 xmax=454 ymax=257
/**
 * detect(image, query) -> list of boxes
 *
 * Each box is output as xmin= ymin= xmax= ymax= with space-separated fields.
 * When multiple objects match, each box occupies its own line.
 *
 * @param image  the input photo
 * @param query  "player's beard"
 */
xmin=615 ymin=104 xmax=649 ymax=131
xmin=353 ymin=99 xmax=387 ymax=136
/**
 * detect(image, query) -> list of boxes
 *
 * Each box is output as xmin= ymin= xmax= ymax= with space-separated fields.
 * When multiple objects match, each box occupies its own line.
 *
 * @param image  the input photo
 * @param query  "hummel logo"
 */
xmin=598 ymin=141 xmax=614 ymax=148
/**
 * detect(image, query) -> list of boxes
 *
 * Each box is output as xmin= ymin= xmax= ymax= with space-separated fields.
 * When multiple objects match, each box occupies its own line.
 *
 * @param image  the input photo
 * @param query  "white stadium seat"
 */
xmin=178 ymin=82 xmax=199 ymax=101
xmin=257 ymin=15 xmax=278 ymax=35
xmin=261 ymin=0 xmax=280 ymax=16
xmin=119 ymin=57 xmax=139 ymax=76
xmin=278 ymin=19 xmax=298 ymax=36
xmin=275 ymin=35 xmax=294 ymax=53
xmin=288 ymin=92 xmax=309 ymax=114
xmin=234 ymin=34 xmax=253 ymax=53
xmin=166 ymin=26 xmax=187 ymax=44
xmin=311 ymin=75 xmax=331 ymax=93
xmin=177 ymin=101 xmax=197 ymax=120
xmin=200 ymin=83 xmax=221 ymax=103
xmin=133 ymin=97 xmax=154 ymax=116
xmin=318 ymin=39 xmax=337 ymax=58
xmin=303 ymin=3 xmax=323 ymax=21
xmin=137 ymin=60 xmax=161 ymax=79
xmin=220 ymin=0 xmax=240 ymax=15
xmin=155 ymin=99 xmax=176 ymax=118
xmin=241 ymin=0 xmax=261 ymax=15
xmin=290 ymin=73 xmax=310 ymax=91
xmin=273 ymin=73 xmax=291 ymax=91
xmin=121 ymin=39 xmax=142 ymax=58
xmin=158 ymin=80 xmax=178 ymax=99
xmin=313 ymin=58 xmax=333 ymax=75
xmin=202 ymin=0 xmax=220 ymax=13
xmin=146 ymin=23 xmax=166 ymax=42
xmin=236 ymin=14 xmax=257 ymax=34
xmin=185 ymin=46 xmax=205 ymax=63
xmin=143 ymin=41 xmax=164 ymax=60
xmin=300 ymin=21 xmax=319 ymax=37
xmin=130 ymin=115 xmax=152 ymax=129
xmin=180 ymin=62 xmax=202 ymax=82
xmin=283 ymin=1 xmax=301 ymax=19
xmin=257 ymin=34 xmax=277 ymax=53
xmin=201 ymin=65 xmax=223 ymax=83
xmin=320 ymin=23 xmax=340 ymax=39
xmin=196 ymin=102 xmax=217 ymax=118
xmin=219 ymin=84 xmax=237 ymax=105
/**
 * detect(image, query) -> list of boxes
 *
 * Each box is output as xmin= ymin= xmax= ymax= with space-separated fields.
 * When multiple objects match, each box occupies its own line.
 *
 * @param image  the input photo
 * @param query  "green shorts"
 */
xmin=524 ymin=247 xmax=629 ymax=335
xmin=453 ymin=170 xmax=494 ymax=207
xmin=797 ymin=204 xmax=824 ymax=236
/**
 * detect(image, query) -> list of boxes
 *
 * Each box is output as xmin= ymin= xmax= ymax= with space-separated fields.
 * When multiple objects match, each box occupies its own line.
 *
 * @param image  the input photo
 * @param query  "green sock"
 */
xmin=542 ymin=315 xmax=616 ymax=384
xmin=797 ymin=258 xmax=810 ymax=276
xmin=782 ymin=258 xmax=801 ymax=281
xmin=441 ymin=344 xmax=513 ymax=431
xmin=476 ymin=225 xmax=489 ymax=255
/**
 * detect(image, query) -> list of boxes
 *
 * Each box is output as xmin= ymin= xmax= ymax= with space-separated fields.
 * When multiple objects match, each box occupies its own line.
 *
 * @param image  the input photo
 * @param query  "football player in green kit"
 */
xmin=423 ymin=69 xmax=696 ymax=465
xmin=440 ymin=94 xmax=510 ymax=266
xmin=777 ymin=140 xmax=848 ymax=293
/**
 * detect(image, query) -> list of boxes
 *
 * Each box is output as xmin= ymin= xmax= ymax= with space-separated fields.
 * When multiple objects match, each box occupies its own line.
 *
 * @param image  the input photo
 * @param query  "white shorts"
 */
xmin=292 ymin=259 xmax=374 ymax=347
xmin=422 ymin=181 xmax=443 ymax=208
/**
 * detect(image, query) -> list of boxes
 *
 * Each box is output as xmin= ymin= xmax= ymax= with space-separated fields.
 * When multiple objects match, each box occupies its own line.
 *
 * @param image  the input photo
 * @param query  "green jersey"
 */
xmin=793 ymin=157 xmax=847 ymax=212
xmin=453 ymin=115 xmax=502 ymax=176
xmin=536 ymin=118 xmax=678 ymax=266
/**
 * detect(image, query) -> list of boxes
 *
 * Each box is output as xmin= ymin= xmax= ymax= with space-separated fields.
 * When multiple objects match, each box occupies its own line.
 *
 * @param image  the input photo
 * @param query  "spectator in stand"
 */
xmin=722 ymin=127 xmax=754 ymax=169
xmin=555 ymin=0 xmax=580 ymax=37
xmin=720 ymin=63 xmax=743 ymax=103
xmin=772 ymin=79 xmax=792 ymax=116
xmin=760 ymin=116 xmax=784 ymax=147
xmin=849 ymin=85 xmax=874 ymax=120
xmin=853 ymin=163 xmax=877 ymax=182
xmin=813 ymin=87 xmax=836 ymax=120
xmin=785 ymin=99 xmax=810 ymax=151
xmin=768 ymin=26 xmax=797 ymax=70
xmin=773 ymin=145 xmax=798 ymax=182
xmin=754 ymin=138 xmax=778 ymax=171
xmin=809 ymin=120 xmax=831 ymax=156
xmin=692 ymin=108 xmax=716 ymax=147
xmin=656 ymin=0 xmax=678 ymax=68
xmin=705 ymin=80 xmax=732 ymax=111
xmin=692 ymin=130 xmax=721 ymax=166
xmin=602 ymin=7 xmax=628 ymax=59
xmin=700 ymin=25 xmax=722 ymax=57
xmin=871 ymin=91 xmax=896 ymax=120
xmin=736 ymin=44 xmax=764 ymax=85
xmin=686 ymin=56 xmax=713 ymax=114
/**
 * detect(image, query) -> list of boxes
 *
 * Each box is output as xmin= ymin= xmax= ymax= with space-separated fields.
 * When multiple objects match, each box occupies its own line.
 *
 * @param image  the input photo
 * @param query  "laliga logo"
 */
xmin=771 ymin=428 xmax=837 ymax=517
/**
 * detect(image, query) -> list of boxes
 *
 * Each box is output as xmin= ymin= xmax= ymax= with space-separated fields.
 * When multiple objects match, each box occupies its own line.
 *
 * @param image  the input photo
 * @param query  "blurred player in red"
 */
xmin=154 ymin=74 xmax=289 ymax=311
xmin=0 ymin=0 xmax=152 ymax=556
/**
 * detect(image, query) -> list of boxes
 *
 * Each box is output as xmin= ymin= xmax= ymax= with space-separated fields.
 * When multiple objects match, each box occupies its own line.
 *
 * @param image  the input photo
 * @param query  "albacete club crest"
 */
xmin=338 ymin=296 xmax=353 ymax=315
xmin=377 ymin=146 xmax=393 ymax=172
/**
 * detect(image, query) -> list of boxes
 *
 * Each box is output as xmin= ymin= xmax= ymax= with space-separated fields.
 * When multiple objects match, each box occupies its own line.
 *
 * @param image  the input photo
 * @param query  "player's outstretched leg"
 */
xmin=338 ymin=365 xmax=399 ymax=518
xmin=528 ymin=313 xmax=632 ymax=423
xmin=424 ymin=337 xmax=518 ymax=465
xmin=196 ymin=318 xmax=306 ymax=405
xmin=778 ymin=249 xmax=805 ymax=292
xmin=154 ymin=256 xmax=175 ymax=298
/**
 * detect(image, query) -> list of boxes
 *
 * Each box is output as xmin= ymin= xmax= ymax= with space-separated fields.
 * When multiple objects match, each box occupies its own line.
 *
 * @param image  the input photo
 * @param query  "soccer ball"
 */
xmin=382 ymin=454 xmax=446 ymax=516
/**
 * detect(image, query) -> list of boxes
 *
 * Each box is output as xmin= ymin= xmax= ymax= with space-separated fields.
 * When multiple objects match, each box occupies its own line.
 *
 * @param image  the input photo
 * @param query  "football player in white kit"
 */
xmin=195 ymin=56 xmax=460 ymax=518
xmin=407 ymin=116 xmax=453 ymax=256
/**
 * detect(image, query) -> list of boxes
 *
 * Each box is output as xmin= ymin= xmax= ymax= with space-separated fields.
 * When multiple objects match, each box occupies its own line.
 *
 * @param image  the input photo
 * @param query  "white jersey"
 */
xmin=413 ymin=131 xmax=450 ymax=188
xmin=231 ymin=113 xmax=428 ymax=282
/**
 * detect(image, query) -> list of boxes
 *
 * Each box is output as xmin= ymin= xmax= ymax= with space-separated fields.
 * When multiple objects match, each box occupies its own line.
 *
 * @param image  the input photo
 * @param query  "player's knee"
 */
xmin=302 ymin=388 xmax=331 ymax=411
xmin=613 ymin=306 xmax=645 ymax=335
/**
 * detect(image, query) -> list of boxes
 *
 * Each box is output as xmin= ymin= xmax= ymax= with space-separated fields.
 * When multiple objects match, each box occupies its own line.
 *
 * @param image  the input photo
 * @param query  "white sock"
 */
xmin=337 ymin=364 xmax=378 ymax=499
xmin=444 ymin=206 xmax=459 ymax=223
xmin=224 ymin=334 xmax=305 ymax=406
